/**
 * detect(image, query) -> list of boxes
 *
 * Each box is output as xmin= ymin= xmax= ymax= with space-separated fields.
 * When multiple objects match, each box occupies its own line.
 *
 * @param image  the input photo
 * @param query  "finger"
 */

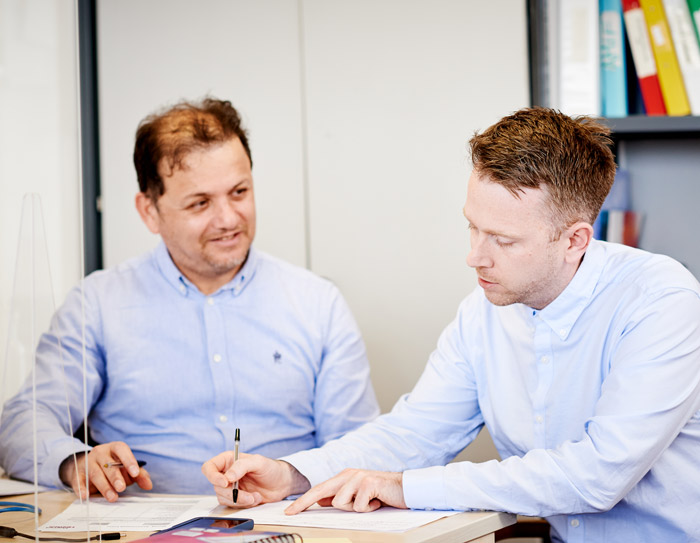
xmin=214 ymin=484 xmax=259 ymax=508
xmin=86 ymin=462 xmax=119 ymax=502
xmin=329 ymin=473 xmax=365 ymax=512
xmin=202 ymin=451 xmax=235 ymax=486
xmin=134 ymin=468 xmax=153 ymax=490
xmin=71 ymin=469 xmax=89 ymax=500
xmin=223 ymin=453 xmax=259 ymax=485
xmin=108 ymin=442 xmax=142 ymax=479
xmin=285 ymin=478 xmax=344 ymax=515
xmin=64 ymin=457 xmax=88 ymax=500
xmin=353 ymin=481 xmax=383 ymax=513
xmin=99 ymin=461 xmax=127 ymax=494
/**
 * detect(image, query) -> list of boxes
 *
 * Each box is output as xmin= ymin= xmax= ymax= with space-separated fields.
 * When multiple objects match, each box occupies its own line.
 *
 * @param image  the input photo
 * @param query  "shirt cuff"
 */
xmin=402 ymin=465 xmax=449 ymax=511
xmin=41 ymin=437 xmax=92 ymax=489
xmin=279 ymin=449 xmax=339 ymax=489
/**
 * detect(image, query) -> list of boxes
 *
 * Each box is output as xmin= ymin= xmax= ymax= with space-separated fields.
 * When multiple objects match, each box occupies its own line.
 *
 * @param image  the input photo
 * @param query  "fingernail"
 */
xmin=106 ymin=490 xmax=117 ymax=501
xmin=114 ymin=480 xmax=125 ymax=491
xmin=129 ymin=466 xmax=139 ymax=477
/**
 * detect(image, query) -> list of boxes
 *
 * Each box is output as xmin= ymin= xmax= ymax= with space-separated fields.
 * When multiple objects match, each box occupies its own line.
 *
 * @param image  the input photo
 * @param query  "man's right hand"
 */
xmin=202 ymin=452 xmax=311 ymax=508
xmin=59 ymin=442 xmax=152 ymax=502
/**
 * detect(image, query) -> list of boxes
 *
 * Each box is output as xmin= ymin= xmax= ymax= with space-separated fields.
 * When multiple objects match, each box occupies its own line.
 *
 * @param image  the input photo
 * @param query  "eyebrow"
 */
xmin=182 ymin=179 xmax=251 ymax=201
xmin=464 ymin=214 xmax=519 ymax=240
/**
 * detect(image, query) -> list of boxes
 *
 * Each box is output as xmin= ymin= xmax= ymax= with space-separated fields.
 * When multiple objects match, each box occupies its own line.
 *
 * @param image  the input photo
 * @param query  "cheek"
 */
xmin=243 ymin=201 xmax=256 ymax=230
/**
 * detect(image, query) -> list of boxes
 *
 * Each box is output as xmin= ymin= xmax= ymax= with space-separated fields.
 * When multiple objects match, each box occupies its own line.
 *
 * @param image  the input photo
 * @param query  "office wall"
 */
xmin=98 ymin=0 xmax=529 ymax=461
xmin=0 ymin=0 xmax=82 ymax=406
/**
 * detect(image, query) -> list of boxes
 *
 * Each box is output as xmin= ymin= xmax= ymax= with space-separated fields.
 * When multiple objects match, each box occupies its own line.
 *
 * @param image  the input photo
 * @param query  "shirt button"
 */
xmin=213 ymin=354 xmax=222 ymax=363
xmin=219 ymin=415 xmax=228 ymax=423
xmin=535 ymin=415 xmax=543 ymax=423
xmin=207 ymin=297 xmax=215 ymax=305
xmin=570 ymin=519 xmax=580 ymax=528
xmin=540 ymin=356 xmax=549 ymax=364
xmin=179 ymin=285 xmax=186 ymax=294
xmin=559 ymin=329 xmax=566 ymax=337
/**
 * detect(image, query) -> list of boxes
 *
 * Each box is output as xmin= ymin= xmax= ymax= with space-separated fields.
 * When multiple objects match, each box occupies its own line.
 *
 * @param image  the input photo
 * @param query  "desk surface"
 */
xmin=1 ymin=491 xmax=515 ymax=543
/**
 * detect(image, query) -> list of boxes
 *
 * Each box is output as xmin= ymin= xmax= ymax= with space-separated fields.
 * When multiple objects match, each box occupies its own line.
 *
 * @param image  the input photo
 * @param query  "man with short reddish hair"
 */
xmin=204 ymin=108 xmax=700 ymax=542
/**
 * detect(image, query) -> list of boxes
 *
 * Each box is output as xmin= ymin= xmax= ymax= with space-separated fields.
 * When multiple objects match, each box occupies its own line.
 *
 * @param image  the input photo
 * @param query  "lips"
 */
xmin=478 ymin=276 xmax=498 ymax=289
xmin=207 ymin=231 xmax=242 ymax=246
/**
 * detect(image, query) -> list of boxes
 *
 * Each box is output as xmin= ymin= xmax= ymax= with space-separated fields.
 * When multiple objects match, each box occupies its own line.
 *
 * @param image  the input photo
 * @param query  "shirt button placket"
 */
xmin=204 ymin=295 xmax=233 ymax=432
xmin=567 ymin=516 xmax=584 ymax=543
xmin=532 ymin=315 xmax=554 ymax=448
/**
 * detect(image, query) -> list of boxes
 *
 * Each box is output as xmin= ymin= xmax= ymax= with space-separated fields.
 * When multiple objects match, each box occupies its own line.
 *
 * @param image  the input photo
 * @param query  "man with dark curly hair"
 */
xmin=0 ymin=98 xmax=379 ymax=499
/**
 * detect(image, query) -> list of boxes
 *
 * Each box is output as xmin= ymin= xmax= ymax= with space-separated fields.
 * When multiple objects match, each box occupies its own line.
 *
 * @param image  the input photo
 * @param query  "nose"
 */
xmin=466 ymin=232 xmax=492 ymax=269
xmin=211 ymin=198 xmax=240 ymax=229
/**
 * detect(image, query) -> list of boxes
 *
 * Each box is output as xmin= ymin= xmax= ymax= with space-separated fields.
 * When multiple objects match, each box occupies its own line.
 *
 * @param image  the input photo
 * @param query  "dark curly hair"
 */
xmin=133 ymin=97 xmax=252 ymax=199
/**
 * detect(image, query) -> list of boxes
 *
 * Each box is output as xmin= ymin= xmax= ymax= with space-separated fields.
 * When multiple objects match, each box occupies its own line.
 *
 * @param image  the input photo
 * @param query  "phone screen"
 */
xmin=151 ymin=516 xmax=255 ymax=535
xmin=200 ymin=519 xmax=248 ymax=529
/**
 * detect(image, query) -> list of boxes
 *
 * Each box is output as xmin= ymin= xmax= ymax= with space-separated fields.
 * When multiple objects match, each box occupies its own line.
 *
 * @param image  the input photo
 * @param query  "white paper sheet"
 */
xmin=0 ymin=478 xmax=49 ymax=496
xmin=170 ymin=498 xmax=459 ymax=533
xmin=39 ymin=496 xmax=216 ymax=532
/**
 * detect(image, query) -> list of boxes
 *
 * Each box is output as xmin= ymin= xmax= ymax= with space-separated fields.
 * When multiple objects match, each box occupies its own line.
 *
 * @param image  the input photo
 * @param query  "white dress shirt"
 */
xmin=284 ymin=240 xmax=700 ymax=542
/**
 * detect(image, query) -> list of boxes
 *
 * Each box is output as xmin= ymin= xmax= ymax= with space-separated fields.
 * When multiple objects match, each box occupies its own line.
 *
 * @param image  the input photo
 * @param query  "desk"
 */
xmin=1 ymin=492 xmax=515 ymax=543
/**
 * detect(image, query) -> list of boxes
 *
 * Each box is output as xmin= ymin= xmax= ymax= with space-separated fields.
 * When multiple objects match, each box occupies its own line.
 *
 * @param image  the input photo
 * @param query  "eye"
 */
xmin=495 ymin=238 xmax=514 ymax=247
xmin=188 ymin=199 xmax=208 ymax=210
xmin=231 ymin=186 xmax=249 ymax=199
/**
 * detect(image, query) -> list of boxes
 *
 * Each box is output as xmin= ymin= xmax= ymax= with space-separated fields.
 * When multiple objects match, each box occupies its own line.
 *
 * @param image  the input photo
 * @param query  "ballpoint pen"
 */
xmin=233 ymin=428 xmax=240 ymax=503
xmin=103 ymin=460 xmax=147 ymax=469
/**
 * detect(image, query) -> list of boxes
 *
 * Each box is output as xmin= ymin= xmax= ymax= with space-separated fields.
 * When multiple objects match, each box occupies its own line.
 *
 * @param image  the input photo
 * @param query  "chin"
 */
xmin=484 ymin=292 xmax=518 ymax=307
xmin=209 ymin=252 xmax=248 ymax=274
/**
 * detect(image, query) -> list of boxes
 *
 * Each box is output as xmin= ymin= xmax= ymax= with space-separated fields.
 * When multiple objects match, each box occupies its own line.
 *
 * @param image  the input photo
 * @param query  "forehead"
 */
xmin=158 ymin=138 xmax=251 ymax=194
xmin=158 ymin=137 xmax=250 ymax=178
xmin=463 ymin=171 xmax=551 ymax=234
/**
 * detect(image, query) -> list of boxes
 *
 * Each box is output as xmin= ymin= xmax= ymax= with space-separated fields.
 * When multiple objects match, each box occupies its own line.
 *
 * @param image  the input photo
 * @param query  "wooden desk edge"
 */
xmin=2 ymin=492 xmax=516 ymax=543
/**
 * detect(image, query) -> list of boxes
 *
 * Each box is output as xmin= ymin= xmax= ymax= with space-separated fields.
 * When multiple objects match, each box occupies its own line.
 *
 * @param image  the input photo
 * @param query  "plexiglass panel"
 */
xmin=0 ymin=0 xmax=82 ymax=455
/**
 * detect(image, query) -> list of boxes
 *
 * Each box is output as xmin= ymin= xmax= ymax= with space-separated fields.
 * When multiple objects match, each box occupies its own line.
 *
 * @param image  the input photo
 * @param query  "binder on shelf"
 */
xmin=621 ymin=0 xmax=668 ymax=114
xmin=601 ymin=0 xmax=629 ymax=116
xmin=662 ymin=0 xmax=700 ymax=114
xmin=597 ymin=210 xmax=642 ymax=246
xmin=640 ymin=0 xmax=692 ymax=115
xmin=593 ymin=168 xmax=642 ymax=247
xmin=558 ymin=0 xmax=601 ymax=115
xmin=688 ymin=0 xmax=700 ymax=46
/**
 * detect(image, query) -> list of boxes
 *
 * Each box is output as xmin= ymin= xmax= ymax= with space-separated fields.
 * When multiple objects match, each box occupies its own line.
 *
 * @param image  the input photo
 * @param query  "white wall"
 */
xmin=97 ymin=0 xmax=530 ymax=461
xmin=0 ymin=0 xmax=82 ymax=407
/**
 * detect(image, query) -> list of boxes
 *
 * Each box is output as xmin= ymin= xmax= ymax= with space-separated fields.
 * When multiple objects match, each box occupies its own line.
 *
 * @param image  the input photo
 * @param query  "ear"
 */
xmin=564 ymin=221 xmax=593 ymax=264
xmin=135 ymin=192 xmax=161 ymax=235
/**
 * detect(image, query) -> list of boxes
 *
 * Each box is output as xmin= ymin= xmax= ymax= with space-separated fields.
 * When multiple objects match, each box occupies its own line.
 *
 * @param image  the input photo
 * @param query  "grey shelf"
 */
xmin=602 ymin=116 xmax=700 ymax=139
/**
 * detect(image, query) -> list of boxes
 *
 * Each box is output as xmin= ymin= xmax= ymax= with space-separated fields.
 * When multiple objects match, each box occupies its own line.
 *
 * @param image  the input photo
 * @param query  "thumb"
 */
xmin=73 ymin=472 xmax=89 ymax=500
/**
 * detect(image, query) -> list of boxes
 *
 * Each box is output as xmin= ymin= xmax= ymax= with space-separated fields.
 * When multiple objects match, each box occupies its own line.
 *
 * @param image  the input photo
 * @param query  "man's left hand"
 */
xmin=284 ymin=468 xmax=406 ymax=514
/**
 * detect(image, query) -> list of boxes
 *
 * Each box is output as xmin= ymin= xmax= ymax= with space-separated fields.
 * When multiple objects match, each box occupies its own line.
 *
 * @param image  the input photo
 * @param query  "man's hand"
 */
xmin=284 ymin=469 xmax=406 ymax=514
xmin=59 ymin=442 xmax=152 ymax=502
xmin=202 ymin=452 xmax=310 ymax=508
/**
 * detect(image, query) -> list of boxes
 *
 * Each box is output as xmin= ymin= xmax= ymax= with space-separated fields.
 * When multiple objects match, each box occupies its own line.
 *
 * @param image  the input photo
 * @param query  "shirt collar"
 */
xmin=154 ymin=241 xmax=259 ymax=297
xmin=530 ymin=239 xmax=606 ymax=340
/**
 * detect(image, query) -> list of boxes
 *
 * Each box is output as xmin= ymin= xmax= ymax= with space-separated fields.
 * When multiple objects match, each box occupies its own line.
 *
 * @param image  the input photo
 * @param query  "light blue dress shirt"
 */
xmin=283 ymin=240 xmax=700 ymax=542
xmin=0 ymin=243 xmax=379 ymax=494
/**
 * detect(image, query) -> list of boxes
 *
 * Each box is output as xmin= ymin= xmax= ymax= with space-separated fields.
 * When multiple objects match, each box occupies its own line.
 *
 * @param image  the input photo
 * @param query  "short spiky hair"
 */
xmin=133 ymin=97 xmax=252 ymax=199
xmin=469 ymin=107 xmax=616 ymax=229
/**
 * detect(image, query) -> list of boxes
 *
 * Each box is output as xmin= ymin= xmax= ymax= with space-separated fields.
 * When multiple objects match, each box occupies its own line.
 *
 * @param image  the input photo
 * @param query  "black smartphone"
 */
xmin=150 ymin=516 xmax=255 ymax=536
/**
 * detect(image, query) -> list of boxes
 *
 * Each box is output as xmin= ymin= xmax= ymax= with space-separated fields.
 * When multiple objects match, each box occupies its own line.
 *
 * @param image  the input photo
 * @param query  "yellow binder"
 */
xmin=640 ymin=0 xmax=691 ymax=115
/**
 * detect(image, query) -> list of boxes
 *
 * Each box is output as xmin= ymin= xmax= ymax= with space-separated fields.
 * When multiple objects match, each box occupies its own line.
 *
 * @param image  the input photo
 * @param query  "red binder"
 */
xmin=622 ymin=0 xmax=667 ymax=114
